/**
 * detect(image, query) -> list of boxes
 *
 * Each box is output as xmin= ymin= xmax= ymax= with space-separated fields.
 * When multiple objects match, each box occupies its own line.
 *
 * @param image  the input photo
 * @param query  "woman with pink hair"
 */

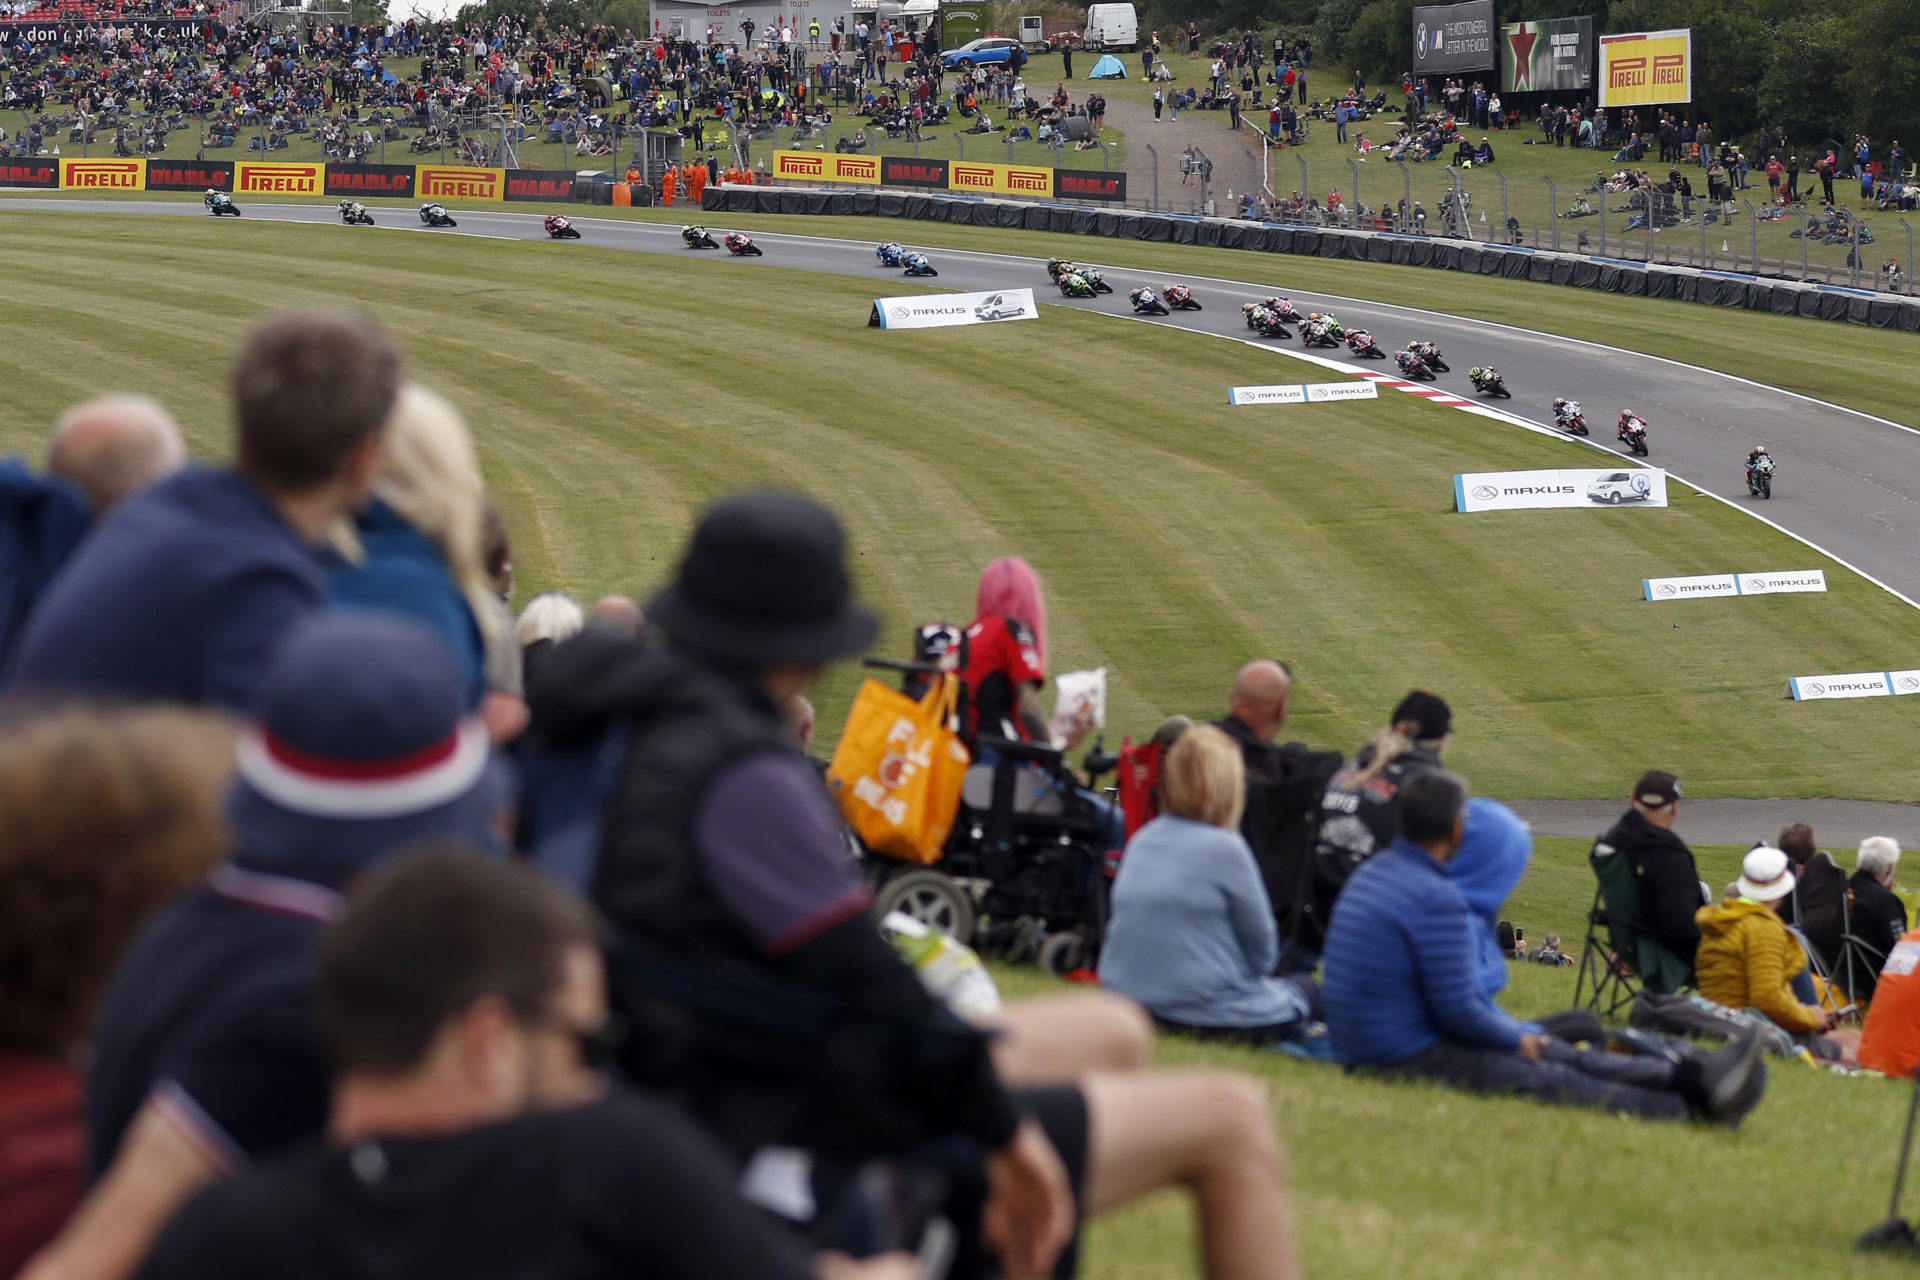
xmin=960 ymin=556 xmax=1067 ymax=746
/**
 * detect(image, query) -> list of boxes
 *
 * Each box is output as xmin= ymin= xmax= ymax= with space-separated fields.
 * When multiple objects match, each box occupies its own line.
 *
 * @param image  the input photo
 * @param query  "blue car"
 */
xmin=941 ymin=37 xmax=1022 ymax=70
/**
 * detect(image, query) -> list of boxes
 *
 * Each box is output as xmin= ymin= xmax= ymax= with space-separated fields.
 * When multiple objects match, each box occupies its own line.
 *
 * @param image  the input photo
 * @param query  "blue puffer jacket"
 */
xmin=1322 ymin=837 xmax=1525 ymax=1067
xmin=0 ymin=458 xmax=90 ymax=675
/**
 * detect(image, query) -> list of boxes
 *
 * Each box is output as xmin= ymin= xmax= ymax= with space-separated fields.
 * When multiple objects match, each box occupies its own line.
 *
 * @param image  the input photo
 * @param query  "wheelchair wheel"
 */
xmin=1038 ymin=930 xmax=1090 ymax=976
xmin=874 ymin=867 xmax=975 ymax=944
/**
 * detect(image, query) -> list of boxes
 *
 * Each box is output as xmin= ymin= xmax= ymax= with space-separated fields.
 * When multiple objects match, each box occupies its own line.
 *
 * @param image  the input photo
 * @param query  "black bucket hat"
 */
xmin=648 ymin=491 xmax=879 ymax=666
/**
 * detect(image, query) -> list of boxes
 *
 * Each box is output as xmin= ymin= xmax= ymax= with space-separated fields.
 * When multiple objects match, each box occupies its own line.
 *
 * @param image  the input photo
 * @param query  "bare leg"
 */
xmin=979 ymin=991 xmax=1153 ymax=1086
xmin=1079 ymin=1072 xmax=1300 ymax=1280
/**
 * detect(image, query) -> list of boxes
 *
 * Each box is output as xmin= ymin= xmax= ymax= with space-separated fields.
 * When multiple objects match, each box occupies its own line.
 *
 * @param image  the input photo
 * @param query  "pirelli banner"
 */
xmin=1599 ymin=29 xmax=1691 ymax=107
xmin=60 ymin=158 xmax=146 ymax=191
xmin=773 ymin=151 xmax=1127 ymax=202
xmin=236 ymin=161 xmax=326 ymax=196
xmin=416 ymin=166 xmax=506 ymax=201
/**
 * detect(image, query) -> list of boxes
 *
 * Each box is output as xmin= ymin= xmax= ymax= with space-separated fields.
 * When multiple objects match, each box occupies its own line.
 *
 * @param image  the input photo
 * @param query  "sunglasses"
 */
xmin=519 ymin=1005 xmax=628 ymax=1071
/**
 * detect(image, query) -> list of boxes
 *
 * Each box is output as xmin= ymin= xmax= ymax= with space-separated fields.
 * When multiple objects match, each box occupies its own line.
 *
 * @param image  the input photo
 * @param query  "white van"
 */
xmin=1083 ymin=2 xmax=1137 ymax=51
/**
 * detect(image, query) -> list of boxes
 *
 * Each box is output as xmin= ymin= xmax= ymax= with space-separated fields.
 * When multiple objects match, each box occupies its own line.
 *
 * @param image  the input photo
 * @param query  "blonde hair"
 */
xmin=516 ymin=592 xmax=585 ymax=648
xmin=1159 ymin=724 xmax=1245 ymax=831
xmin=337 ymin=384 xmax=506 ymax=656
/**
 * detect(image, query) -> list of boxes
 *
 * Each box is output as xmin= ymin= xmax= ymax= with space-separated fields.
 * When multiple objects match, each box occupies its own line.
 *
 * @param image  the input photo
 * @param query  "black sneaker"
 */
xmin=1697 ymin=1022 xmax=1766 ymax=1123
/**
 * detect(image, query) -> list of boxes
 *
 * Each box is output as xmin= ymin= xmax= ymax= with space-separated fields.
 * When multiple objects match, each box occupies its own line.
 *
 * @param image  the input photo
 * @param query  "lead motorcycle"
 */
xmin=1163 ymin=283 xmax=1202 ymax=311
xmin=1468 ymin=366 xmax=1510 ymax=398
xmin=204 ymin=188 xmax=240 ymax=216
xmin=1252 ymin=296 xmax=1304 ymax=326
xmin=1616 ymin=410 xmax=1650 ymax=456
xmin=682 ymin=224 xmax=719 ymax=249
xmin=902 ymin=251 xmax=938 ymax=277
xmin=1130 ymin=287 xmax=1171 ymax=316
xmin=337 ymin=199 xmax=374 ymax=225
xmin=1747 ymin=452 xmax=1776 ymax=499
xmin=419 ymin=202 xmax=457 ymax=228
xmin=544 ymin=215 xmax=582 ymax=239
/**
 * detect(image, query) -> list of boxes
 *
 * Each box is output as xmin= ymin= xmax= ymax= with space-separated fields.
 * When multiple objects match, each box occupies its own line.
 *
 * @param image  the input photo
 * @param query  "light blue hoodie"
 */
xmin=1442 ymin=797 xmax=1533 ymax=999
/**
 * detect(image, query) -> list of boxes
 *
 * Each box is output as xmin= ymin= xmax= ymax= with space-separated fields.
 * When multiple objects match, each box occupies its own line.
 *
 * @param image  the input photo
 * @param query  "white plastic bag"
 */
xmin=881 ymin=911 xmax=1001 ymax=1019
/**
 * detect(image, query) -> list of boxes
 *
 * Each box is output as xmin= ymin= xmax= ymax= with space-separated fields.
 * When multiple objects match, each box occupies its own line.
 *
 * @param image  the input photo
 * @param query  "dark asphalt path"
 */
xmin=10 ymin=197 xmax=1920 ymax=610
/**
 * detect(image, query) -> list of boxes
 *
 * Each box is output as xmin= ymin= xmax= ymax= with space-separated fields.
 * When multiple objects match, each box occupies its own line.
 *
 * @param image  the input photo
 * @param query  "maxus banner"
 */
xmin=1789 ymin=672 xmax=1901 ymax=701
xmin=1643 ymin=570 xmax=1828 ymax=600
xmin=60 ymin=158 xmax=145 ymax=191
xmin=1411 ymin=1 xmax=1497 ymax=74
xmin=1228 ymin=382 xmax=1381 ymax=405
xmin=1454 ymin=467 xmax=1669 ymax=512
xmin=236 ymin=161 xmax=324 ymax=195
xmin=868 ymin=288 xmax=1038 ymax=330
xmin=416 ymin=165 xmax=505 ymax=201
xmin=772 ymin=151 xmax=882 ymax=185
xmin=1501 ymin=17 xmax=1592 ymax=93
xmin=1599 ymin=28 xmax=1691 ymax=107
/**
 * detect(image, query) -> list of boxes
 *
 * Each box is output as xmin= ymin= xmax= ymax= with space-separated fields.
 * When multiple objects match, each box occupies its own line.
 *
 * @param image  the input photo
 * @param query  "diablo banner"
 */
xmin=879 ymin=156 xmax=950 ymax=189
xmin=1411 ymin=2 xmax=1496 ymax=74
xmin=771 ymin=151 xmax=881 ymax=185
xmin=324 ymin=164 xmax=415 ymax=199
xmin=236 ymin=161 xmax=324 ymax=195
xmin=0 ymin=159 xmax=59 ymax=188
xmin=416 ymin=165 xmax=505 ymax=201
xmin=60 ymin=158 xmax=144 ymax=191
xmin=145 ymin=159 xmax=233 ymax=192
xmin=1055 ymin=168 xmax=1126 ymax=202
xmin=503 ymin=169 xmax=577 ymax=201
xmin=1501 ymin=17 xmax=1592 ymax=93
xmin=1599 ymin=28 xmax=1691 ymax=107
xmin=1453 ymin=467 xmax=1669 ymax=512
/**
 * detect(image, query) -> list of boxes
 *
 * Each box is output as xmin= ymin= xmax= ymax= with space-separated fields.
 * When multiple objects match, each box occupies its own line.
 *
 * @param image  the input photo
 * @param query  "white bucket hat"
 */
xmin=1737 ymin=846 xmax=1796 ymax=903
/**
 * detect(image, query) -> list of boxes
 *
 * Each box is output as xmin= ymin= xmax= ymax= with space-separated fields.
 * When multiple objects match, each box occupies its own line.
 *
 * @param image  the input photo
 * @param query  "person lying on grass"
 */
xmin=1321 ymin=770 xmax=1769 ymax=1125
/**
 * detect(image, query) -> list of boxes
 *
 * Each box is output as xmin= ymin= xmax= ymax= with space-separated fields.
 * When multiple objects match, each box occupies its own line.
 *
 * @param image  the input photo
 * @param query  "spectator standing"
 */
xmin=8 ymin=310 xmax=398 ymax=712
xmin=0 ymin=709 xmax=232 ymax=1278
xmin=22 ymin=614 xmax=503 ymax=1280
xmin=0 ymin=396 xmax=183 ymax=674
xmin=1786 ymin=154 xmax=1801 ymax=203
xmin=129 ymin=850 xmax=853 ymax=1280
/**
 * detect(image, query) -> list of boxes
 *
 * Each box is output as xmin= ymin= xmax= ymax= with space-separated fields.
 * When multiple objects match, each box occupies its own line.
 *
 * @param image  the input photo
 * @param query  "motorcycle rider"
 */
xmin=1407 ymin=339 xmax=1441 ymax=362
xmin=339 ymin=199 xmax=368 ymax=223
xmin=1618 ymin=410 xmax=1648 ymax=444
xmin=1468 ymin=365 xmax=1500 ymax=390
xmin=1745 ymin=445 xmax=1772 ymax=485
xmin=877 ymin=241 xmax=905 ymax=265
xmin=1130 ymin=286 xmax=1162 ymax=311
xmin=1553 ymin=397 xmax=1584 ymax=427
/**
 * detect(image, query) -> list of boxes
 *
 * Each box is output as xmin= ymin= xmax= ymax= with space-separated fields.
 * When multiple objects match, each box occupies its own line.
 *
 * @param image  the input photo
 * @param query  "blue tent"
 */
xmin=1088 ymin=54 xmax=1126 ymax=79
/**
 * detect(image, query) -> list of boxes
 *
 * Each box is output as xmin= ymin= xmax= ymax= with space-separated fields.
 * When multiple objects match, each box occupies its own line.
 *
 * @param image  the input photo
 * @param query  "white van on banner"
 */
xmin=1454 ymin=467 xmax=1668 ymax=512
xmin=1644 ymin=569 xmax=1828 ymax=601
xmin=869 ymin=289 xmax=1038 ymax=330
xmin=1228 ymin=382 xmax=1380 ymax=405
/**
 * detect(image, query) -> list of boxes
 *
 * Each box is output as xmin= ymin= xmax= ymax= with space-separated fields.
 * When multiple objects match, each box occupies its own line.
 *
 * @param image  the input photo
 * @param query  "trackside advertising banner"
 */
xmin=1454 ymin=467 xmax=1669 ymax=512
xmin=145 ymin=159 xmax=233 ymax=192
xmin=1501 ymin=17 xmax=1592 ymax=93
xmin=325 ymin=164 xmax=416 ymax=199
xmin=504 ymin=169 xmax=578 ymax=201
xmin=1411 ymin=1 xmax=1496 ymax=74
xmin=1643 ymin=570 xmax=1828 ymax=601
xmin=236 ymin=161 xmax=324 ymax=195
xmin=869 ymin=288 xmax=1037 ymax=329
xmin=1789 ymin=672 xmax=1895 ymax=701
xmin=1599 ymin=29 xmax=1692 ymax=107
xmin=60 ymin=158 xmax=144 ymax=191
xmin=1055 ymin=169 xmax=1126 ymax=202
xmin=772 ymin=151 xmax=882 ymax=185
xmin=0 ymin=159 xmax=58 ymax=188
xmin=416 ymin=166 xmax=505 ymax=201
xmin=1228 ymin=382 xmax=1380 ymax=405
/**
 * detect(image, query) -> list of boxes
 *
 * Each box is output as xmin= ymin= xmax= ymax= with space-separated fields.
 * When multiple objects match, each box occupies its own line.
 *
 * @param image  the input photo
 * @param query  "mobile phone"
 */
xmin=1515 ymin=927 xmax=1525 ymax=944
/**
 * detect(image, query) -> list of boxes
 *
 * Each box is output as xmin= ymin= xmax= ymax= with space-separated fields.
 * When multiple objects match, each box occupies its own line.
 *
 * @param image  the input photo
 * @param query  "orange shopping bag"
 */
xmin=827 ymin=673 xmax=970 ymax=864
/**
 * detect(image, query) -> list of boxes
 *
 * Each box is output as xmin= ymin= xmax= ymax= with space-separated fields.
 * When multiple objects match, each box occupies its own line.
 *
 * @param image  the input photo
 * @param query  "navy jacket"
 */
xmin=1322 ymin=838 xmax=1524 ymax=1066
xmin=0 ymin=457 xmax=91 ymax=675
xmin=9 ymin=468 xmax=324 ymax=711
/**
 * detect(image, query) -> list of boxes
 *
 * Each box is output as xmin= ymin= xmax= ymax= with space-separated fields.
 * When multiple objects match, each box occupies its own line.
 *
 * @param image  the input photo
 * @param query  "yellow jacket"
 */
xmin=1694 ymin=898 xmax=1821 ymax=1034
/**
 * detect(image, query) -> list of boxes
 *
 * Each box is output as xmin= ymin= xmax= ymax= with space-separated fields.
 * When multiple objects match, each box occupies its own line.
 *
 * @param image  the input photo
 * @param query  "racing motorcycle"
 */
xmin=1394 ymin=349 xmax=1435 ymax=380
xmin=1468 ymin=366 xmax=1510 ymax=398
xmin=1616 ymin=410 xmax=1650 ymax=456
xmin=682 ymin=225 xmax=719 ymax=249
xmin=1058 ymin=271 xmax=1100 ymax=299
xmin=877 ymin=241 xmax=907 ymax=267
xmin=418 ymin=202 xmax=457 ymax=228
xmin=1263 ymin=297 xmax=1306 ymax=326
xmin=1747 ymin=452 xmax=1775 ymax=499
xmin=1244 ymin=304 xmax=1291 ymax=339
xmin=1076 ymin=267 xmax=1113 ymax=294
xmin=1130 ymin=287 xmax=1171 ymax=316
xmin=544 ymin=215 xmax=581 ymax=239
xmin=1301 ymin=314 xmax=1341 ymax=347
xmin=1551 ymin=398 xmax=1589 ymax=436
xmin=901 ymin=252 xmax=938 ymax=277
xmin=1163 ymin=283 xmax=1202 ymax=311
xmin=1046 ymin=257 xmax=1075 ymax=281
xmin=1345 ymin=329 xmax=1386 ymax=358
xmin=337 ymin=200 xmax=374 ymax=226
xmin=1405 ymin=340 xmax=1447 ymax=372
xmin=204 ymin=188 xmax=240 ymax=216
xmin=724 ymin=232 xmax=763 ymax=256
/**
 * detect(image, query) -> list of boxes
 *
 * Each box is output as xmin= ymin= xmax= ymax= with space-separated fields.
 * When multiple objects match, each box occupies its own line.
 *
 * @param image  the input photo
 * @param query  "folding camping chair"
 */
xmin=1575 ymin=841 xmax=1694 ymax=1018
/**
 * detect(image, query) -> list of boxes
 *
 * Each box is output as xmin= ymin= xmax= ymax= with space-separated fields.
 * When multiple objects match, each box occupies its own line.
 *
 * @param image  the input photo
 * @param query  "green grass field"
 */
xmin=6 ymin=208 xmax=1920 ymax=1277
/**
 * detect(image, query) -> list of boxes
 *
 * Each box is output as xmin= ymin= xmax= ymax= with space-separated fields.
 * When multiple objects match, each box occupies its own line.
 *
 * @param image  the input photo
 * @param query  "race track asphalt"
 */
xmin=10 ymin=197 xmax=1920 ymax=609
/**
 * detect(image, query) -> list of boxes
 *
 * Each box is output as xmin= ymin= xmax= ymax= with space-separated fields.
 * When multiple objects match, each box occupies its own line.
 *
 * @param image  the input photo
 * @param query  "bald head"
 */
xmin=1228 ymin=659 xmax=1292 ymax=744
xmin=590 ymin=595 xmax=646 ymax=638
xmin=47 ymin=395 xmax=186 ymax=513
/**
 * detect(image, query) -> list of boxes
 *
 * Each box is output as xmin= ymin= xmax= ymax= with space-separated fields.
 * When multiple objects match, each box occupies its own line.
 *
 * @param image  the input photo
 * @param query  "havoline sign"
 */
xmin=1411 ymin=1 xmax=1496 ymax=73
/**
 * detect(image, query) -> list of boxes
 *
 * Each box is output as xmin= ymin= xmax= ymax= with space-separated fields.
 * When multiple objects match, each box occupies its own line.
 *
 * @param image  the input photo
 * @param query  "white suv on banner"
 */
xmin=1454 ymin=468 xmax=1669 ymax=512
xmin=1644 ymin=570 xmax=1828 ymax=601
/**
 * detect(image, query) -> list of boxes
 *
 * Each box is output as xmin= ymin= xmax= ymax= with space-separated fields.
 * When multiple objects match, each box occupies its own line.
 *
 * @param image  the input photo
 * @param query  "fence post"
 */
xmin=1194 ymin=146 xmax=1212 ymax=216
xmin=1647 ymin=190 xmax=1656 ymax=263
xmin=956 ymin=134 xmax=965 ymax=160
xmin=1544 ymin=176 xmax=1558 ymax=251
xmin=1851 ymin=211 xmax=1862 ymax=289
xmin=1497 ymin=170 xmax=1508 ymax=239
xmin=1147 ymin=142 xmax=1159 ymax=211
xmin=1904 ymin=219 xmax=1915 ymax=295
xmin=1296 ymin=152 xmax=1308 ymax=203
xmin=1395 ymin=159 xmax=1411 ymax=226
xmin=1445 ymin=165 xmax=1468 ymax=239
xmin=1600 ymin=196 xmax=1607 ymax=258
xmin=1006 ymin=135 xmax=1014 ymax=164
xmin=1347 ymin=156 xmax=1361 ymax=223
xmin=1100 ymin=142 xmax=1112 ymax=172
xmin=1800 ymin=206 xmax=1809 ymax=281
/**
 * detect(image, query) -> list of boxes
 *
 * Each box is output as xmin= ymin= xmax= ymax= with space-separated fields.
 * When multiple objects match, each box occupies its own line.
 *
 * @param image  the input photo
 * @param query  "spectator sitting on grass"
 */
xmin=1322 ymin=770 xmax=1770 ymax=1125
xmin=1099 ymin=725 xmax=1319 ymax=1046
